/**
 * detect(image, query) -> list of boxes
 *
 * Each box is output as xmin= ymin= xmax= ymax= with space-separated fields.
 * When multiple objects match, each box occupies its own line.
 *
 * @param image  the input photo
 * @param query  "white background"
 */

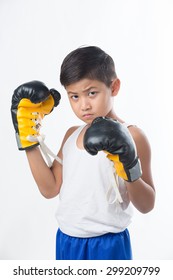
xmin=0 ymin=0 xmax=173 ymax=260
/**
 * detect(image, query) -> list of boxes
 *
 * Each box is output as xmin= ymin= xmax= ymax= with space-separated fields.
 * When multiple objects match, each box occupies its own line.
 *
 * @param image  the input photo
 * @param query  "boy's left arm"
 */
xmin=84 ymin=117 xmax=155 ymax=214
xmin=125 ymin=126 xmax=155 ymax=213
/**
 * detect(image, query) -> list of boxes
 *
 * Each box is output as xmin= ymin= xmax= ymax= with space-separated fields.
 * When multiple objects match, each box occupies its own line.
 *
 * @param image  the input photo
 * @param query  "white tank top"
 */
xmin=55 ymin=124 xmax=133 ymax=237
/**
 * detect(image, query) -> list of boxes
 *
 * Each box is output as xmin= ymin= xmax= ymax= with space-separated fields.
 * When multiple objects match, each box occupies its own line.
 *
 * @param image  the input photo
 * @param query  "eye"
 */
xmin=70 ymin=95 xmax=79 ymax=100
xmin=88 ymin=91 xmax=97 ymax=97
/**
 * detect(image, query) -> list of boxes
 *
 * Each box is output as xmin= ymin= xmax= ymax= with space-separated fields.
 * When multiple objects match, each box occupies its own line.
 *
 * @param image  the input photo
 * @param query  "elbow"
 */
xmin=41 ymin=190 xmax=60 ymax=199
xmin=139 ymin=203 xmax=155 ymax=214
xmin=38 ymin=186 xmax=60 ymax=199
xmin=41 ymin=193 xmax=54 ymax=199
xmin=138 ymin=195 xmax=156 ymax=214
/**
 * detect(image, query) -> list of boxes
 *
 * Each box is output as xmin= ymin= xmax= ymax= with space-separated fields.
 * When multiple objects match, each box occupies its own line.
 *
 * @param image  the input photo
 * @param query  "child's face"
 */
xmin=66 ymin=78 xmax=116 ymax=124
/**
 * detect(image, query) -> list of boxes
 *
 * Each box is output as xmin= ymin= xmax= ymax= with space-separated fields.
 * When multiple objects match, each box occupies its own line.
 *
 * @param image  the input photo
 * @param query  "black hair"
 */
xmin=60 ymin=46 xmax=117 ymax=87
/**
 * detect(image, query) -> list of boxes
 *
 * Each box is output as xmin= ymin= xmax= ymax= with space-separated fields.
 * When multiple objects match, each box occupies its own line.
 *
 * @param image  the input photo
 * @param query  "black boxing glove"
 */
xmin=83 ymin=117 xmax=142 ymax=182
xmin=11 ymin=80 xmax=61 ymax=150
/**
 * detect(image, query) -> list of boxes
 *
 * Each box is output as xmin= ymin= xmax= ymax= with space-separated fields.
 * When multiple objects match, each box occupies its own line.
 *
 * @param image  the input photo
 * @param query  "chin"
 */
xmin=81 ymin=116 xmax=95 ymax=124
xmin=83 ymin=120 xmax=93 ymax=125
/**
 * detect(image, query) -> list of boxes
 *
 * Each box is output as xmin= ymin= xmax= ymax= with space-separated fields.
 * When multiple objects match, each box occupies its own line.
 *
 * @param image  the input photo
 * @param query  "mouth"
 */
xmin=82 ymin=114 xmax=94 ymax=119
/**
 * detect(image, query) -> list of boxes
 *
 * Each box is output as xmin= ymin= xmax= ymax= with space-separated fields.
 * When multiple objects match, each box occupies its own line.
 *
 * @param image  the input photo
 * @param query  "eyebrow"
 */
xmin=67 ymin=87 xmax=98 ymax=95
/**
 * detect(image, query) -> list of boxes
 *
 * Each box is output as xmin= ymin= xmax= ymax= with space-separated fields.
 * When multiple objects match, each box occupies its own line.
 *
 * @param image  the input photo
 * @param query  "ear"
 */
xmin=111 ymin=78 xmax=120 ymax=96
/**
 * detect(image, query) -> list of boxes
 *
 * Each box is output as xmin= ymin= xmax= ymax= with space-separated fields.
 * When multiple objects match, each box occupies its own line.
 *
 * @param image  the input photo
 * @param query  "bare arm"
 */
xmin=25 ymin=126 xmax=78 ymax=199
xmin=125 ymin=126 xmax=155 ymax=213
xmin=26 ymin=147 xmax=62 ymax=198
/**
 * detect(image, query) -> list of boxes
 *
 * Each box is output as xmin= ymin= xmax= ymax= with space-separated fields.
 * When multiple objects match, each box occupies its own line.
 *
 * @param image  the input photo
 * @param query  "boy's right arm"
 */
xmin=25 ymin=126 xmax=78 ymax=198
xmin=11 ymin=81 xmax=78 ymax=199
xmin=11 ymin=80 xmax=62 ymax=198
xmin=26 ymin=147 xmax=62 ymax=198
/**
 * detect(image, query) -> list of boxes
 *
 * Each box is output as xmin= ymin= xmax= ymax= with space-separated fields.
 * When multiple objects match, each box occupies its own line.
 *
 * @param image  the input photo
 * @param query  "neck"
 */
xmin=106 ymin=110 xmax=124 ymax=123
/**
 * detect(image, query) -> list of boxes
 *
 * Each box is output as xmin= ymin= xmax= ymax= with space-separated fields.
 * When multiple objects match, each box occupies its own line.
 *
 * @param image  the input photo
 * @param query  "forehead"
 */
xmin=66 ymin=78 xmax=106 ymax=94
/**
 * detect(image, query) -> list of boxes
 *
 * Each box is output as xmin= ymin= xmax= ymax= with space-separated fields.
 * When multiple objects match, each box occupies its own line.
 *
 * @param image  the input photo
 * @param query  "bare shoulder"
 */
xmin=63 ymin=126 xmax=79 ymax=143
xmin=51 ymin=126 xmax=79 ymax=182
xmin=128 ymin=125 xmax=151 ymax=153
xmin=58 ymin=126 xmax=79 ymax=158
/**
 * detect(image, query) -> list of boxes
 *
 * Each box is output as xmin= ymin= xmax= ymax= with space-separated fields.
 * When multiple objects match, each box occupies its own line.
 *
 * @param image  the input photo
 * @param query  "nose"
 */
xmin=81 ymin=97 xmax=91 ymax=111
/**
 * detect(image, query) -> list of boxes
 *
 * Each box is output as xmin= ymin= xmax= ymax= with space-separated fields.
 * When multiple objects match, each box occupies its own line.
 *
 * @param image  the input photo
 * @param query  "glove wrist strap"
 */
xmin=126 ymin=159 xmax=142 ymax=182
xmin=27 ymin=135 xmax=62 ymax=167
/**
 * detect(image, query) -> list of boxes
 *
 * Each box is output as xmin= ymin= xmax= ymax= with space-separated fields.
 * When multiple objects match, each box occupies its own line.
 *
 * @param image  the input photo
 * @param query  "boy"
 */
xmin=11 ymin=46 xmax=155 ymax=260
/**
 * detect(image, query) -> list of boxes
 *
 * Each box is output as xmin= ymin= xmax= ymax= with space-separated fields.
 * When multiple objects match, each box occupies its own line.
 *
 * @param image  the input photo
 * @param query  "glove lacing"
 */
xmin=106 ymin=160 xmax=123 ymax=204
xmin=27 ymin=112 xmax=62 ymax=167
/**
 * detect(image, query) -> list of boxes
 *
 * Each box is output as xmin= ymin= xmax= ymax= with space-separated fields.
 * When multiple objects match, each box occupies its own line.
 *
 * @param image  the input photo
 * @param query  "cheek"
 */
xmin=97 ymin=96 xmax=113 ymax=112
xmin=69 ymin=102 xmax=80 ymax=116
xmin=69 ymin=99 xmax=77 ymax=110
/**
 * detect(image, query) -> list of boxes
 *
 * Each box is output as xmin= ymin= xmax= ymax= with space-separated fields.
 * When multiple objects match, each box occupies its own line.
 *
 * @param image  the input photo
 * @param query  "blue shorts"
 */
xmin=56 ymin=228 xmax=132 ymax=260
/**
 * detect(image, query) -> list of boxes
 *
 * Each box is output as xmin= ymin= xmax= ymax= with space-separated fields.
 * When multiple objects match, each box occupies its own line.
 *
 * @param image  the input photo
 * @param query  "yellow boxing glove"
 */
xmin=106 ymin=153 xmax=129 ymax=181
xmin=84 ymin=117 xmax=142 ymax=182
xmin=11 ymin=80 xmax=61 ymax=150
